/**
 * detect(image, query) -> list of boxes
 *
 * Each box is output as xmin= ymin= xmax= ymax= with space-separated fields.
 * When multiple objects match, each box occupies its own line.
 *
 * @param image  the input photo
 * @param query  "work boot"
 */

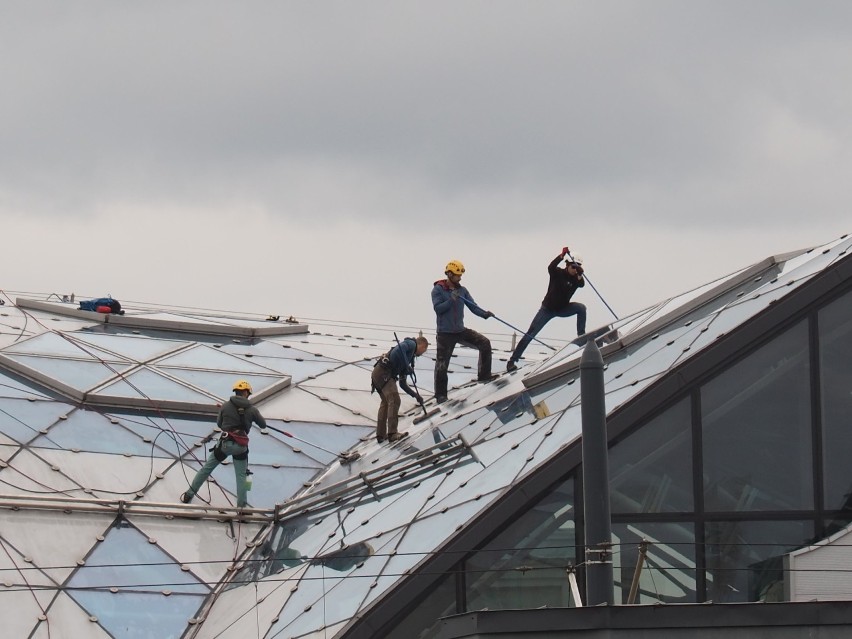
xmin=435 ymin=395 xmax=447 ymax=404
xmin=478 ymin=373 xmax=499 ymax=383
xmin=388 ymin=432 xmax=408 ymax=442
xmin=180 ymin=492 xmax=193 ymax=504
xmin=376 ymin=435 xmax=386 ymax=443
xmin=506 ymin=360 xmax=518 ymax=372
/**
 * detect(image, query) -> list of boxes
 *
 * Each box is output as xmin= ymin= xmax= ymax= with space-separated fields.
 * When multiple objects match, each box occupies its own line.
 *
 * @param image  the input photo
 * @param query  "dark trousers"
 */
xmin=434 ymin=329 xmax=492 ymax=399
xmin=510 ymin=302 xmax=587 ymax=363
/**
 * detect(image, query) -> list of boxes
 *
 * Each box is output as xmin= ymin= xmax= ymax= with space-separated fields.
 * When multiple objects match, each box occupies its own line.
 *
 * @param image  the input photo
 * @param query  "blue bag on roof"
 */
xmin=78 ymin=297 xmax=124 ymax=314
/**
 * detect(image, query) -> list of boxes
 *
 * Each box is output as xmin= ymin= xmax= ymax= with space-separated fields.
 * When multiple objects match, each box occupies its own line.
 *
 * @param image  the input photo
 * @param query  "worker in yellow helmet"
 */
xmin=431 ymin=260 xmax=496 ymax=403
xmin=180 ymin=380 xmax=267 ymax=508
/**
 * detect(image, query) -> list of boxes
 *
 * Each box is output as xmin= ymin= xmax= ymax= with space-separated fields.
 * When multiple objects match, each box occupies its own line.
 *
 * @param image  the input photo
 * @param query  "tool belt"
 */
xmin=211 ymin=431 xmax=250 ymax=461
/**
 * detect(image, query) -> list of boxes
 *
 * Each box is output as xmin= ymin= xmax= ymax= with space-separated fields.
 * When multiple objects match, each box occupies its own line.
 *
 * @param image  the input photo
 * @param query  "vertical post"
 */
xmin=581 ymin=339 xmax=613 ymax=605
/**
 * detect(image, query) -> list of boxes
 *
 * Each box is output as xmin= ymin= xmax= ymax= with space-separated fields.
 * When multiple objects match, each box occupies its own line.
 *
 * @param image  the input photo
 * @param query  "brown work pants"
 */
xmin=372 ymin=365 xmax=401 ymax=440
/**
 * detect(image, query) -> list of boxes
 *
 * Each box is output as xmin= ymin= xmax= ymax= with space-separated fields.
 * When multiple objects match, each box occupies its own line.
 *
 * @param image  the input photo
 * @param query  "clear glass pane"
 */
xmin=385 ymin=573 xmax=455 ymax=639
xmin=819 ymin=290 xmax=852 ymax=512
xmin=702 ymin=320 xmax=813 ymax=511
xmin=32 ymin=408 xmax=159 ymax=456
xmin=6 ymin=355 xmax=134 ymax=391
xmin=72 ymin=332 xmax=186 ymax=362
xmin=612 ymin=521 xmax=696 ymax=604
xmin=466 ymin=475 xmax=575 ymax=610
xmin=610 ymin=398 xmax=693 ymax=514
xmin=2 ymin=332 xmax=127 ymax=360
xmin=160 ymin=368 xmax=281 ymax=400
xmin=70 ymin=590 xmax=204 ymax=639
xmin=704 ymin=519 xmax=812 ymax=602
xmin=157 ymin=344 xmax=280 ymax=373
xmin=67 ymin=522 xmax=208 ymax=594
xmin=97 ymin=369 xmax=215 ymax=403
xmin=0 ymin=397 xmax=72 ymax=444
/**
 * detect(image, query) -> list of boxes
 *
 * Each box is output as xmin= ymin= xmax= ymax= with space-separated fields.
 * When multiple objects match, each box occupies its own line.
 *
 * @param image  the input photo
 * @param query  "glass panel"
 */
xmin=97 ymin=369 xmax=215 ymax=403
xmin=0 ymin=398 xmax=72 ymax=444
xmin=32 ymin=409 xmax=159 ymax=456
xmin=241 ymin=464 xmax=318 ymax=508
xmin=115 ymin=415 xmax=214 ymax=459
xmin=704 ymin=519 xmax=813 ymax=602
xmin=67 ymin=522 xmax=208 ymax=594
xmin=70 ymin=590 xmax=203 ymax=639
xmin=160 ymin=368 xmax=281 ymax=400
xmin=819 ymin=290 xmax=852 ymax=512
xmin=6 ymin=355 xmax=134 ymax=391
xmin=71 ymin=332 xmax=186 ymax=362
xmin=264 ymin=420 xmax=372 ymax=466
xmin=385 ymin=573 xmax=455 ymax=639
xmin=612 ymin=521 xmax=696 ymax=604
xmin=2 ymin=332 xmax=128 ymax=360
xmin=610 ymin=398 xmax=693 ymax=514
xmin=0 ymin=371 xmax=50 ymax=399
xmin=157 ymin=344 xmax=280 ymax=373
xmin=702 ymin=321 xmax=813 ymax=511
xmin=466 ymin=475 xmax=574 ymax=610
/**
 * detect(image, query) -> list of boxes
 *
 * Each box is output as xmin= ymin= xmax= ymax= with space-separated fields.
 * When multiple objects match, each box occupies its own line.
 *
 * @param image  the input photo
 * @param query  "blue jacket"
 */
xmin=384 ymin=337 xmax=419 ymax=398
xmin=432 ymin=280 xmax=490 ymax=333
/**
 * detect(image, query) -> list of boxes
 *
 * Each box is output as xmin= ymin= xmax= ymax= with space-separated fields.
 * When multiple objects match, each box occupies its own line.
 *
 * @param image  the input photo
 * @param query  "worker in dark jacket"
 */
xmin=432 ymin=260 xmax=495 ymax=403
xmin=180 ymin=380 xmax=267 ymax=508
xmin=507 ymin=248 xmax=587 ymax=372
xmin=372 ymin=336 xmax=429 ymax=442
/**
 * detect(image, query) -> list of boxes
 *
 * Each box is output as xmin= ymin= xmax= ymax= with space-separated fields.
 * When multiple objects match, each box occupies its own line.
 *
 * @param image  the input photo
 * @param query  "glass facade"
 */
xmin=0 ymin=235 xmax=849 ymax=639
xmin=388 ymin=272 xmax=852 ymax=628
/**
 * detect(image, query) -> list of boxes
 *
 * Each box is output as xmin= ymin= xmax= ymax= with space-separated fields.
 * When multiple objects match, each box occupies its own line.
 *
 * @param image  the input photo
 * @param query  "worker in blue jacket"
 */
xmin=431 ymin=260 xmax=495 ymax=404
xmin=371 ymin=336 xmax=429 ymax=442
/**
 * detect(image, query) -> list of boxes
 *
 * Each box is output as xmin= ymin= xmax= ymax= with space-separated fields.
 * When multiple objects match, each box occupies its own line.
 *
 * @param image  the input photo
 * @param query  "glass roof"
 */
xmin=0 ymin=234 xmax=848 ymax=638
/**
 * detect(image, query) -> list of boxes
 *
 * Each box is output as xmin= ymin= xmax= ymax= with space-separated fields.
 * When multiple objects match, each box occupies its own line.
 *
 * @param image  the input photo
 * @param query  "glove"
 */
xmin=414 ymin=393 xmax=423 ymax=404
xmin=485 ymin=311 xmax=494 ymax=318
xmin=450 ymin=289 xmax=461 ymax=299
xmin=561 ymin=246 xmax=570 ymax=257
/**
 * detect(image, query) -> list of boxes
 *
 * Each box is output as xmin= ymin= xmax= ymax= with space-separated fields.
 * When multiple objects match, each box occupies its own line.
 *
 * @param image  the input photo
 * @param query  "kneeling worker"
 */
xmin=372 ymin=336 xmax=429 ymax=442
xmin=180 ymin=379 xmax=267 ymax=508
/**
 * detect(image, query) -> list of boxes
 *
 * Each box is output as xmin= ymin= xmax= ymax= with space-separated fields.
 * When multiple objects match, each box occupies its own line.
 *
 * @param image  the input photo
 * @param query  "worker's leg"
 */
xmin=509 ymin=307 xmax=554 ymax=365
xmin=224 ymin=440 xmax=250 ymax=508
xmin=185 ymin=446 xmax=224 ymax=499
xmin=555 ymin=302 xmax=587 ymax=335
xmin=383 ymin=380 xmax=402 ymax=437
xmin=371 ymin=366 xmax=391 ymax=441
xmin=459 ymin=328 xmax=493 ymax=380
xmin=434 ymin=332 xmax=459 ymax=402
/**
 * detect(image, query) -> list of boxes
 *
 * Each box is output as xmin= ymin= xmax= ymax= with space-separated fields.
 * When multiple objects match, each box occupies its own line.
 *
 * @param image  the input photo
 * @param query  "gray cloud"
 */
xmin=1 ymin=1 xmax=850 ymax=236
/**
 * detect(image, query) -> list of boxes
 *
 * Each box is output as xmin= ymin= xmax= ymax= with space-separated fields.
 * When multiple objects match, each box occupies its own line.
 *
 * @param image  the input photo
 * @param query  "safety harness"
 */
xmin=212 ymin=399 xmax=250 ymax=461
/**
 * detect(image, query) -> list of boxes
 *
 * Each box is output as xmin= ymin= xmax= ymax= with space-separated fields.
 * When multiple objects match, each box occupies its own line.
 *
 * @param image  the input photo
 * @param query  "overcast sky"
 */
xmin=2 ymin=1 xmax=850 ymax=344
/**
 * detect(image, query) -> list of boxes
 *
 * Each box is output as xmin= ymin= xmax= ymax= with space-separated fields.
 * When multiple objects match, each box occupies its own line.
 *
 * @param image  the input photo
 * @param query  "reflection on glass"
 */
xmin=819 ymin=290 xmax=852 ymax=513
xmin=610 ymin=399 xmax=693 ymax=514
xmin=705 ymin=519 xmax=812 ymax=602
xmin=385 ymin=573 xmax=455 ymax=639
xmin=71 ymin=590 xmax=204 ymax=639
xmin=702 ymin=321 xmax=812 ymax=511
xmin=612 ymin=522 xmax=696 ymax=603
xmin=466 ymin=475 xmax=574 ymax=611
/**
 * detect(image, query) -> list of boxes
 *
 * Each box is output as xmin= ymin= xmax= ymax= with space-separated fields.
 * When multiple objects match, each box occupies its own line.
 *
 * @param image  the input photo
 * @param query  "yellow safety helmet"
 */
xmin=233 ymin=380 xmax=253 ymax=394
xmin=445 ymin=260 xmax=465 ymax=276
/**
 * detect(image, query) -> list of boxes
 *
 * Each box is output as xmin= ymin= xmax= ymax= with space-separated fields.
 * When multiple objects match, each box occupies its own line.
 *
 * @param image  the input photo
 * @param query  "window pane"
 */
xmin=819 ymin=290 xmax=852 ymax=512
xmin=385 ymin=573 xmax=456 ymax=639
xmin=705 ymin=519 xmax=813 ymax=602
xmin=466 ymin=476 xmax=575 ymax=610
xmin=702 ymin=321 xmax=812 ymax=511
xmin=610 ymin=398 xmax=693 ymax=514
xmin=612 ymin=521 xmax=696 ymax=604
